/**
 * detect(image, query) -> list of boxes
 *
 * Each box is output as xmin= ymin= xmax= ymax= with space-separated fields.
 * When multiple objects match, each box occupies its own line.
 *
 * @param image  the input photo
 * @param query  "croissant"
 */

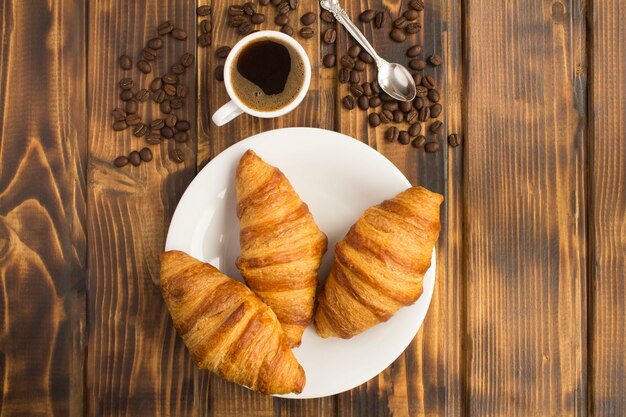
xmin=235 ymin=150 xmax=327 ymax=348
xmin=160 ymin=250 xmax=305 ymax=394
xmin=314 ymin=186 xmax=443 ymax=339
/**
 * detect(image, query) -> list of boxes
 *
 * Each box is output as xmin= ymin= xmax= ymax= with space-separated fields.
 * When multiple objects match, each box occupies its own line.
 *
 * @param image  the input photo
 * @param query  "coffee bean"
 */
xmin=323 ymin=53 xmax=336 ymax=68
xmin=281 ymin=25 xmax=294 ymax=36
xmin=243 ymin=2 xmax=256 ymax=15
xmin=393 ymin=17 xmax=408 ymax=29
xmin=197 ymin=5 xmax=212 ymax=15
xmin=120 ymin=90 xmax=134 ymax=101
xmin=135 ymin=89 xmax=150 ymax=102
xmin=380 ymin=109 xmax=393 ymax=122
xmin=176 ymin=85 xmax=188 ymax=98
xmin=385 ymin=126 xmax=399 ymax=142
xmin=369 ymin=96 xmax=382 ymax=107
xmin=151 ymin=119 xmax=165 ymax=130
xmin=301 ymin=12 xmax=316 ymax=25
xmin=119 ymin=54 xmax=132 ymax=70
xmin=418 ymin=105 xmax=430 ymax=121
xmin=406 ymin=110 xmax=419 ymax=124
xmin=412 ymin=135 xmax=426 ymax=148
xmin=271 ymin=0 xmax=282 ymax=6
xmin=413 ymin=97 xmax=424 ymax=109
xmin=238 ymin=23 xmax=253 ymax=35
xmin=403 ymin=9 xmax=419 ymax=21
xmin=390 ymin=29 xmax=406 ymax=42
xmin=174 ymin=132 xmax=188 ymax=143
xmin=323 ymin=28 xmax=337 ymax=44
xmin=407 ymin=45 xmax=423 ymax=57
xmin=179 ymin=53 xmax=194 ymax=69
xmin=275 ymin=14 xmax=289 ymax=25
xmin=289 ymin=0 xmax=298 ymax=9
xmin=161 ymin=126 xmax=174 ymax=139
xmin=277 ymin=2 xmax=290 ymax=14
xmin=199 ymin=19 xmax=211 ymax=34
xmin=148 ymin=78 xmax=161 ymax=93
xmin=409 ymin=0 xmax=425 ymax=11
xmin=430 ymin=103 xmax=442 ymax=118
xmin=126 ymin=114 xmax=141 ymax=126
xmin=408 ymin=122 xmax=421 ymax=136
xmin=349 ymin=71 xmax=360 ymax=83
xmin=422 ymin=75 xmax=435 ymax=89
xmin=374 ymin=11 xmax=386 ymax=28
xmin=259 ymin=0 xmax=270 ymax=5
xmin=429 ymin=54 xmax=442 ymax=66
xmin=428 ymin=89 xmax=440 ymax=103
xmin=350 ymin=84 xmax=364 ymax=97
xmin=165 ymin=114 xmax=177 ymax=128
xmin=135 ymin=59 xmax=150 ymax=74
xmin=383 ymin=101 xmax=399 ymax=111
xmin=172 ymin=28 xmax=188 ymax=40
xmin=448 ymin=133 xmax=461 ymax=147
xmin=170 ymin=97 xmax=184 ymax=109
xmin=160 ymin=100 xmax=171 ymax=114
xmin=199 ymin=32 xmax=212 ymax=46
xmin=341 ymin=55 xmax=355 ymax=69
xmin=362 ymin=82 xmax=373 ymax=97
xmin=358 ymin=52 xmax=373 ymax=65
xmin=171 ymin=63 xmax=185 ymax=75
xmin=393 ymin=110 xmax=404 ymax=123
xmin=128 ymin=151 xmax=141 ymax=166
xmin=371 ymin=80 xmax=381 ymax=94
xmin=119 ymin=78 xmax=134 ymax=90
xmin=213 ymin=47 xmax=229 ymax=60
xmin=112 ymin=108 xmax=127 ymax=120
xmin=342 ymin=95 xmax=355 ymax=110
xmin=398 ymin=131 xmax=411 ymax=144
xmin=319 ymin=10 xmax=334 ymax=23
xmin=147 ymin=37 xmax=163 ymax=51
xmin=125 ymin=99 xmax=138 ymax=114
xmin=169 ymin=147 xmax=185 ymax=163
xmin=416 ymin=85 xmax=428 ymax=97
xmin=142 ymin=47 xmax=157 ymax=61
xmin=299 ymin=27 xmax=314 ymax=39
xmin=354 ymin=60 xmax=366 ymax=72
xmin=413 ymin=72 xmax=422 ymax=85
xmin=158 ymin=21 xmax=174 ymax=35
xmin=145 ymin=131 xmax=162 ymax=145
xmin=368 ymin=113 xmax=381 ymax=127
xmin=346 ymin=45 xmax=360 ymax=59
xmin=357 ymin=95 xmax=369 ymax=110
xmin=137 ymin=147 xmax=152 ymax=162
xmin=430 ymin=120 xmax=444 ymax=133
xmin=112 ymin=120 xmax=128 ymax=131
xmin=163 ymin=73 xmax=178 ymax=84
xmin=338 ymin=68 xmax=350 ymax=83
xmin=251 ymin=13 xmax=265 ymax=23
xmin=133 ymin=123 xmax=148 ymax=137
xmin=379 ymin=92 xmax=394 ymax=102
xmin=114 ymin=156 xmax=129 ymax=167
xmin=425 ymin=141 xmax=440 ymax=153
xmin=176 ymin=121 xmax=191 ymax=132
xmin=360 ymin=9 xmax=376 ymax=22
xmin=410 ymin=59 xmax=426 ymax=70
xmin=405 ymin=23 xmax=420 ymax=34
xmin=400 ymin=100 xmax=412 ymax=112
xmin=153 ymin=89 xmax=166 ymax=103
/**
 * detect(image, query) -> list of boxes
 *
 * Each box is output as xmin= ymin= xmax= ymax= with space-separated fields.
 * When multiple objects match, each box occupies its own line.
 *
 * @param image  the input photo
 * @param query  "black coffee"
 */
xmin=231 ymin=38 xmax=305 ymax=111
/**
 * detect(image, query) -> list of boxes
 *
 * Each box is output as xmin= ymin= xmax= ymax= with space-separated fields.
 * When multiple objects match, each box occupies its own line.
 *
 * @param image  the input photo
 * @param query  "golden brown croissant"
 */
xmin=314 ymin=186 xmax=443 ymax=339
xmin=160 ymin=250 xmax=305 ymax=394
xmin=235 ymin=150 xmax=327 ymax=348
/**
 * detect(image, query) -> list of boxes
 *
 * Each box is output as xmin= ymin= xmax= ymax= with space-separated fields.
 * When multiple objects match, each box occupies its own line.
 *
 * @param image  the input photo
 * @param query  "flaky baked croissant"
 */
xmin=160 ymin=250 xmax=305 ymax=394
xmin=235 ymin=150 xmax=327 ymax=348
xmin=314 ymin=186 xmax=443 ymax=339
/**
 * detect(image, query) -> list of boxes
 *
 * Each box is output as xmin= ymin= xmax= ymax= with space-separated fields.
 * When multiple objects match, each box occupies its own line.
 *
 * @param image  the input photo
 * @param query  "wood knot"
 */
xmin=0 ymin=218 xmax=14 ymax=265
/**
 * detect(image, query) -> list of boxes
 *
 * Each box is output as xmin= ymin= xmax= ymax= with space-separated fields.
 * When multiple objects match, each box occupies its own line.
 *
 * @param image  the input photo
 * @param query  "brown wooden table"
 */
xmin=1 ymin=0 xmax=624 ymax=415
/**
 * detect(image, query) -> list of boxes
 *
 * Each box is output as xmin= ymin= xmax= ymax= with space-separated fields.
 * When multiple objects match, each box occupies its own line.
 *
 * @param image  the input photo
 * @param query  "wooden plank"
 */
xmin=588 ymin=0 xmax=626 ymax=414
xmin=0 ymin=1 xmax=87 ymax=416
xmin=86 ymin=1 xmax=199 ymax=415
xmin=462 ymin=1 xmax=587 ymax=415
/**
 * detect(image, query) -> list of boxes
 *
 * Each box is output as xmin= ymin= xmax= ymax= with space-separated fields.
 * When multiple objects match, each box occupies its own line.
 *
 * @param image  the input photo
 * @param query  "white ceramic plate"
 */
xmin=165 ymin=127 xmax=436 ymax=399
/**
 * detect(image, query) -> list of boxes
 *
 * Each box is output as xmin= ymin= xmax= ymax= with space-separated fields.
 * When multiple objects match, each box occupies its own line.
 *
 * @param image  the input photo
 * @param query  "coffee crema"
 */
xmin=231 ymin=38 xmax=305 ymax=112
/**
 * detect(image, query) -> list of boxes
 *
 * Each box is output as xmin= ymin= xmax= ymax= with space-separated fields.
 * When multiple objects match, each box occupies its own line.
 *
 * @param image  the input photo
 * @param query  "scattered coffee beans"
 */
xmin=448 ymin=133 xmax=461 ymax=147
xmin=412 ymin=135 xmax=426 ymax=148
xmin=301 ymin=12 xmax=316 ymax=25
xmin=398 ymin=131 xmax=411 ymax=144
xmin=359 ymin=9 xmax=376 ymax=22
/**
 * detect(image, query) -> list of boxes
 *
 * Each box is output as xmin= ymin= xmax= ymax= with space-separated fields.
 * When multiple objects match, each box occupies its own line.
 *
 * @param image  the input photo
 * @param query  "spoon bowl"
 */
xmin=377 ymin=62 xmax=417 ymax=101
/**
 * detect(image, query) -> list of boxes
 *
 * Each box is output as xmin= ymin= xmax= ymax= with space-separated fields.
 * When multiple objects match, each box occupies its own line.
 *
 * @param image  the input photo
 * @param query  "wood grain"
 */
xmin=463 ymin=0 xmax=587 ymax=415
xmin=588 ymin=0 xmax=626 ymax=415
xmin=0 ymin=1 xmax=87 ymax=416
xmin=86 ymin=1 xmax=199 ymax=415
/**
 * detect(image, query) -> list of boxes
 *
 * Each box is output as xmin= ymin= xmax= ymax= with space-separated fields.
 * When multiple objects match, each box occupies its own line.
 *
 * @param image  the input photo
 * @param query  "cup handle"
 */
xmin=212 ymin=100 xmax=244 ymax=126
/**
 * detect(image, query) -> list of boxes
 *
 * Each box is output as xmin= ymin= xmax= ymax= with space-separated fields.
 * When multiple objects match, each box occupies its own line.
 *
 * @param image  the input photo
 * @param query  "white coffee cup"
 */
xmin=211 ymin=31 xmax=312 ymax=126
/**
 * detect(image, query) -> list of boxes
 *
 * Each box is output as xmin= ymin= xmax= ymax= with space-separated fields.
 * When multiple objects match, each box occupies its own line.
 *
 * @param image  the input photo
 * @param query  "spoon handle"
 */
xmin=320 ymin=0 xmax=384 ymax=66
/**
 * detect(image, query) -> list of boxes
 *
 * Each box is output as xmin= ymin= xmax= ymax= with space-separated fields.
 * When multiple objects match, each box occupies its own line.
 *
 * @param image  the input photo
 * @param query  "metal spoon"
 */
xmin=320 ymin=0 xmax=416 ymax=102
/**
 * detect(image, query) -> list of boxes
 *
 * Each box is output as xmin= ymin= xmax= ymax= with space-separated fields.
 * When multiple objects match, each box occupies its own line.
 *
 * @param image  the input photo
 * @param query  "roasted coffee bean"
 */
xmin=139 ymin=147 xmax=153 ymax=162
xmin=145 ymin=131 xmax=162 ymax=145
xmin=176 ymin=120 xmax=191 ymax=132
xmin=271 ymin=0 xmax=282 ymax=6
xmin=400 ymin=100 xmax=413 ymax=112
xmin=349 ymin=70 xmax=360 ymax=83
xmin=150 ymin=78 xmax=163 ymax=92
xmin=151 ymin=119 xmax=165 ymax=130
xmin=418 ymin=105 xmax=430 ymax=121
xmin=398 ymin=131 xmax=411 ymax=144
xmin=379 ymin=92 xmax=394 ymax=102
xmin=408 ymin=122 xmax=421 ymax=136
xmin=357 ymin=94 xmax=369 ymax=110
xmin=393 ymin=110 xmax=404 ymax=123
xmin=425 ymin=141 xmax=440 ymax=153
xmin=368 ymin=113 xmax=382 ymax=127
xmin=301 ymin=12 xmax=316 ymax=25
xmin=199 ymin=32 xmax=212 ymax=46
xmin=338 ymin=68 xmax=350 ymax=83
xmin=385 ymin=126 xmax=399 ymax=142
xmin=170 ymin=97 xmax=184 ymax=109
xmin=148 ymin=37 xmax=164 ymax=50
xmin=383 ymin=101 xmax=399 ymax=111
xmin=112 ymin=108 xmax=127 ymax=120
xmin=409 ymin=0 xmax=425 ymax=11
xmin=358 ymin=52 xmax=373 ymax=65
xmin=215 ymin=46 xmax=231 ymax=59
xmin=275 ymin=14 xmax=289 ymax=25
xmin=163 ymin=73 xmax=178 ymax=84
xmin=114 ymin=156 xmax=129 ymax=167
xmin=374 ymin=11 xmax=386 ymax=28
xmin=161 ymin=126 xmax=174 ymax=139
xmin=181 ymin=52 xmax=194 ymax=68
xmin=165 ymin=114 xmax=177 ymax=128
xmin=422 ymin=75 xmax=436 ymax=89
xmin=429 ymin=54 xmax=442 ymax=66
xmin=259 ymin=0 xmax=270 ymax=5
xmin=342 ymin=95 xmax=355 ymax=110
xmin=174 ymin=132 xmax=188 ymax=143
xmin=281 ymin=24 xmax=294 ymax=36
xmin=390 ymin=28 xmax=406 ymax=42
xmin=353 ymin=60 xmax=366 ymax=72
xmin=412 ymin=135 xmax=426 ymax=148
xmin=158 ymin=21 xmax=174 ymax=35
xmin=277 ymin=2 xmax=290 ymax=14
xmin=415 ymin=85 xmax=428 ymax=97
xmin=428 ymin=89 xmax=440 ymax=103
xmin=176 ymin=85 xmax=188 ymax=98
xmin=172 ymin=28 xmax=188 ymax=40
xmin=430 ymin=120 xmax=444 ymax=133
xmin=299 ymin=27 xmax=314 ymax=39
xmin=405 ymin=23 xmax=420 ymax=34
xmin=125 ymin=99 xmax=138 ymax=114
xmin=243 ymin=2 xmax=256 ymax=15
xmin=126 ymin=114 xmax=141 ymax=126
xmin=323 ymin=28 xmax=337 ymax=44
xmin=430 ymin=103 xmax=442 ymax=118
xmin=133 ymin=123 xmax=148 ymax=137
xmin=413 ymin=72 xmax=422 ymax=85
xmin=347 ymin=44 xmax=361 ymax=59
xmin=119 ymin=54 xmax=132 ymax=70
xmin=359 ymin=9 xmax=376 ymax=22
xmin=371 ymin=80 xmax=381 ymax=94
xmin=369 ymin=96 xmax=382 ymax=107
xmin=128 ymin=151 xmax=141 ymax=166
xmin=153 ymin=89 xmax=166 ymax=103
xmin=160 ymin=100 xmax=171 ymax=114
xmin=197 ymin=5 xmax=212 ymax=15
xmin=340 ymin=55 xmax=355 ymax=69
xmin=403 ymin=9 xmax=419 ymax=21
xmin=350 ymin=83 xmax=364 ymax=97
xmin=112 ymin=120 xmax=128 ymax=131
xmin=407 ymin=44 xmax=423 ymax=57
xmin=289 ymin=0 xmax=298 ymax=9
xmin=448 ymin=133 xmax=461 ymax=147
xmin=200 ymin=19 xmax=212 ymax=34
xmin=413 ymin=96 xmax=424 ymax=109
xmin=135 ymin=89 xmax=150 ymax=102
xmin=238 ymin=23 xmax=253 ymax=35
xmin=362 ymin=82 xmax=373 ymax=97
xmin=323 ymin=53 xmax=336 ymax=68
xmin=171 ymin=63 xmax=185 ymax=74
xmin=137 ymin=59 xmax=151 ymax=73
xmin=393 ymin=17 xmax=408 ymax=29
xmin=169 ymin=147 xmax=185 ymax=163
xmin=380 ymin=109 xmax=393 ymax=122
xmin=119 ymin=89 xmax=132 ymax=101
xmin=410 ymin=59 xmax=426 ymax=70
xmin=251 ymin=13 xmax=265 ymax=23
xmin=142 ymin=47 xmax=157 ymax=61
xmin=119 ymin=78 xmax=134 ymax=90
xmin=321 ymin=10 xmax=335 ymax=23
xmin=229 ymin=5 xmax=244 ymax=15
xmin=406 ymin=110 xmax=419 ymax=124
xmin=232 ymin=17 xmax=248 ymax=26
